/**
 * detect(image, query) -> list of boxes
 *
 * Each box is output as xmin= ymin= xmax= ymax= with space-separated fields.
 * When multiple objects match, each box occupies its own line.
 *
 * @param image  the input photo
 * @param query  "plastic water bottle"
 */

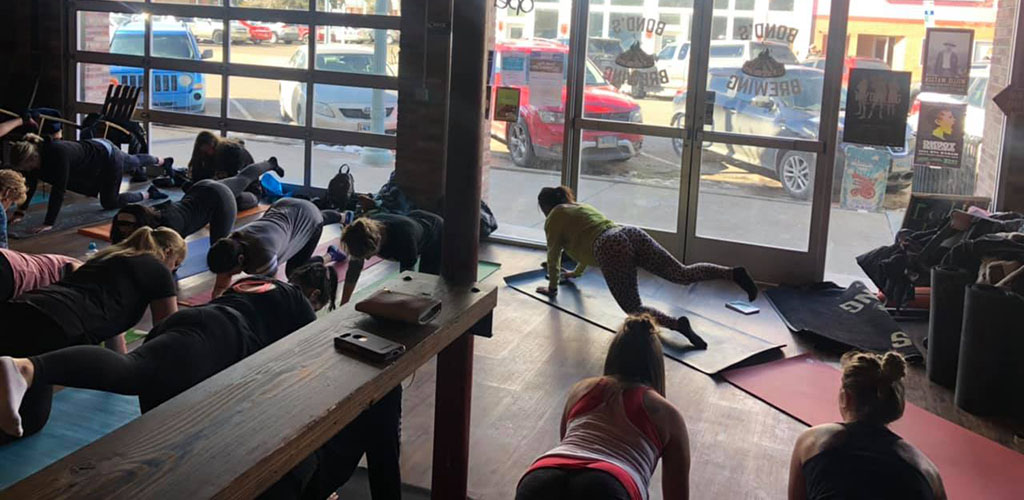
xmin=86 ymin=241 xmax=98 ymax=257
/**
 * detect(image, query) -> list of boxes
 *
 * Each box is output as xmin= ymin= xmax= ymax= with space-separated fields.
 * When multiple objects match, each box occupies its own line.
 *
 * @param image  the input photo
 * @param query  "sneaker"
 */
xmin=269 ymin=157 xmax=285 ymax=177
xmin=326 ymin=245 xmax=347 ymax=263
xmin=147 ymin=184 xmax=169 ymax=201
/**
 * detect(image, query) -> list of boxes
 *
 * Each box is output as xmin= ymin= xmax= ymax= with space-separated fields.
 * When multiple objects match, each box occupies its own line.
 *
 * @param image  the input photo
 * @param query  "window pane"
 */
xmin=151 ymin=70 xmax=219 ymax=116
xmin=769 ymin=0 xmax=795 ymax=10
xmin=660 ymin=0 xmax=693 ymax=6
xmin=610 ymin=0 xmax=644 ymax=6
xmin=229 ymin=132 xmax=306 ymax=186
xmin=714 ymin=0 xmax=729 ymax=8
xmin=736 ymin=0 xmax=755 ymax=9
xmin=535 ymin=10 xmax=559 ymax=39
xmin=578 ymin=129 xmax=680 ymax=231
xmin=311 ymin=84 xmax=398 ymax=135
xmin=733 ymin=18 xmax=753 ymax=41
xmin=704 ymin=66 xmax=824 ymax=138
xmin=711 ymin=17 xmax=728 ymax=40
xmin=312 ymin=142 xmax=393 ymax=192
xmin=317 ymin=0 xmax=399 ymax=15
xmin=175 ymin=18 xmax=224 ymax=62
xmin=313 ymin=27 xmax=399 ymax=76
xmin=233 ymin=0 xmax=308 ymax=10
xmin=79 ymin=11 xmax=141 ymax=55
xmin=78 ymin=63 xmax=145 ymax=107
xmin=589 ymin=12 xmax=605 ymax=38
xmin=229 ymin=22 xmax=308 ymax=68
xmin=229 ymin=76 xmax=298 ymax=125
xmin=149 ymin=124 xmax=213 ymax=167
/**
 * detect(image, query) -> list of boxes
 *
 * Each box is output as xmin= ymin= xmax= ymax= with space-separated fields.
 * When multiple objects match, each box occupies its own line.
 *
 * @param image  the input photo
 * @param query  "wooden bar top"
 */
xmin=2 ymin=272 xmax=498 ymax=500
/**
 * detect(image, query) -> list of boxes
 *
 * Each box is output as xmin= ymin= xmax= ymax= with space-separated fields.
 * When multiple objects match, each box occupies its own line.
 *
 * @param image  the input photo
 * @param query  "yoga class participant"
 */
xmin=7 ymin=134 xmax=172 ymax=233
xmin=0 ymin=263 xmax=335 ymax=439
xmin=338 ymin=210 xmax=444 ymax=305
xmin=787 ymin=351 xmax=945 ymax=500
xmin=189 ymin=131 xmax=255 ymax=183
xmin=536 ymin=186 xmax=758 ymax=349
xmin=208 ymin=198 xmax=342 ymax=298
xmin=111 ymin=158 xmax=286 ymax=244
xmin=0 ymin=248 xmax=81 ymax=302
xmin=0 ymin=169 xmax=28 ymax=248
xmin=516 ymin=315 xmax=690 ymax=500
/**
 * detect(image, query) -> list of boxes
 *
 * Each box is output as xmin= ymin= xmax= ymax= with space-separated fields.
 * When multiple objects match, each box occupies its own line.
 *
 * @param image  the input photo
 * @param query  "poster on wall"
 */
xmin=842 ymin=69 xmax=911 ymax=147
xmin=921 ymin=28 xmax=974 ymax=95
xmin=840 ymin=146 xmax=889 ymax=212
xmin=500 ymin=54 xmax=527 ymax=87
xmin=494 ymin=87 xmax=521 ymax=122
xmin=914 ymin=101 xmax=967 ymax=168
xmin=528 ymin=51 xmax=565 ymax=108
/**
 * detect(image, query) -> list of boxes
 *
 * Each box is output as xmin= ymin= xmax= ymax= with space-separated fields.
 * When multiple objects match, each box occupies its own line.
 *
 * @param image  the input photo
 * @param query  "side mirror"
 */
xmin=201 ymin=49 xmax=214 ymax=60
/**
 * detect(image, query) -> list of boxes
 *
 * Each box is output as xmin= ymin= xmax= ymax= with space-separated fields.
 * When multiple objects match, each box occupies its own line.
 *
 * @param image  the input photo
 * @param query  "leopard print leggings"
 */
xmin=593 ymin=226 xmax=732 ymax=330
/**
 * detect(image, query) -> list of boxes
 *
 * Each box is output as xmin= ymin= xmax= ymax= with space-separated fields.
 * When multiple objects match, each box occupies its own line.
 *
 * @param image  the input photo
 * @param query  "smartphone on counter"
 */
xmin=334 ymin=330 xmax=406 ymax=363
xmin=726 ymin=300 xmax=760 ymax=315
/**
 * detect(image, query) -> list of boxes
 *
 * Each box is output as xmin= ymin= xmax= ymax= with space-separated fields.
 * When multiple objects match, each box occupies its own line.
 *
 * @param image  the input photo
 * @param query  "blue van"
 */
xmin=109 ymin=22 xmax=210 ymax=113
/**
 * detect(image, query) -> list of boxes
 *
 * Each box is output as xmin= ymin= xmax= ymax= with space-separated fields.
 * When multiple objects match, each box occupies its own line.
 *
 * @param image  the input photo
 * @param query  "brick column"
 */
xmin=977 ymin=0 xmax=1017 ymax=200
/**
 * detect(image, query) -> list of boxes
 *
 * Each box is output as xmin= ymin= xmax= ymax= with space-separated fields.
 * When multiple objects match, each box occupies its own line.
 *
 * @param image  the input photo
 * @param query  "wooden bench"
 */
xmin=2 ymin=272 xmax=497 ymax=499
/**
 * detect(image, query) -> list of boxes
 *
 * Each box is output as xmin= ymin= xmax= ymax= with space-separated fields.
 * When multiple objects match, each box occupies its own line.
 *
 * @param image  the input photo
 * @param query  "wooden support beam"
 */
xmin=3 ymin=273 xmax=497 ymax=499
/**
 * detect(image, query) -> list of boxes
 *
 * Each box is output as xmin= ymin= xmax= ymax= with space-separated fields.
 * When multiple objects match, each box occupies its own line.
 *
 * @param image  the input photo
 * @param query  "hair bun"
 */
xmin=623 ymin=314 xmax=658 ymax=336
xmin=880 ymin=352 xmax=906 ymax=383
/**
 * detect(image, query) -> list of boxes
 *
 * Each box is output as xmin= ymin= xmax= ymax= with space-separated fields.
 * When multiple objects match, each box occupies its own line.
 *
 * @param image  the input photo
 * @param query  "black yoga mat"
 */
xmin=9 ymin=189 xmax=184 ymax=240
xmin=955 ymin=284 xmax=1024 ymax=418
xmin=928 ymin=266 xmax=973 ymax=388
xmin=765 ymin=281 xmax=921 ymax=361
xmin=504 ymin=268 xmax=783 ymax=375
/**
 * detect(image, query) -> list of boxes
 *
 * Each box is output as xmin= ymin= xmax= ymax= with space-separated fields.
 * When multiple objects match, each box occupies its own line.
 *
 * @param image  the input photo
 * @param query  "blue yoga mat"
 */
xmin=0 ymin=389 xmax=140 ymax=489
xmin=176 ymin=237 xmax=213 ymax=280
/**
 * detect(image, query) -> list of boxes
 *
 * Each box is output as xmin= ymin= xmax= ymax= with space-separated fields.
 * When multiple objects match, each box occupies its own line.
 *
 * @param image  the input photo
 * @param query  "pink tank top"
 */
xmin=0 ymin=249 xmax=81 ymax=298
xmin=527 ymin=378 xmax=665 ymax=500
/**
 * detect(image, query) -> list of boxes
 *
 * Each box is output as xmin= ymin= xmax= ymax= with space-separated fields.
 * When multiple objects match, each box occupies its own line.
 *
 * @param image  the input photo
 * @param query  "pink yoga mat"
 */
xmin=723 ymin=355 xmax=1024 ymax=499
xmin=178 ymin=248 xmax=384 ymax=307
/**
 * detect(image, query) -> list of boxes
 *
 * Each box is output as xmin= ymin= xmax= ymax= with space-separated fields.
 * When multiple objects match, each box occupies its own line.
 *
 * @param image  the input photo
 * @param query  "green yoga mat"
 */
xmin=351 ymin=261 xmax=502 ymax=303
xmin=0 ymin=389 xmax=140 ymax=489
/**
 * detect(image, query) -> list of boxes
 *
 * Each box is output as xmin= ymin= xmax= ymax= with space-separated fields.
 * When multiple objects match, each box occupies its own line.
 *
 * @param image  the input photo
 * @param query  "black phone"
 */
xmin=334 ymin=331 xmax=406 ymax=364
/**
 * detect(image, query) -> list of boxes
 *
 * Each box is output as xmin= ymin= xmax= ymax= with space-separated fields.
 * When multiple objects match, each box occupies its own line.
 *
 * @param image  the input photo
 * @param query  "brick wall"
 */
xmin=0 ymin=0 xmax=65 ymax=116
xmin=977 ymin=0 xmax=1016 ymax=201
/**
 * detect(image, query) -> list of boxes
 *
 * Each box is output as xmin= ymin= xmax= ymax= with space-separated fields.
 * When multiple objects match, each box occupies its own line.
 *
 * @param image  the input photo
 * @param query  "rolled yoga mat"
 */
xmin=955 ymin=284 xmax=1024 ymax=418
xmin=723 ymin=355 xmax=1024 ymax=500
xmin=504 ymin=268 xmax=783 ymax=375
xmin=927 ymin=266 xmax=973 ymax=388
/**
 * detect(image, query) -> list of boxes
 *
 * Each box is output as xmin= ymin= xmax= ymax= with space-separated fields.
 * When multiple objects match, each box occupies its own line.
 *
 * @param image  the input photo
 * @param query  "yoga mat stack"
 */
xmin=926 ymin=266 xmax=972 ymax=388
xmin=955 ymin=284 xmax=1024 ymax=419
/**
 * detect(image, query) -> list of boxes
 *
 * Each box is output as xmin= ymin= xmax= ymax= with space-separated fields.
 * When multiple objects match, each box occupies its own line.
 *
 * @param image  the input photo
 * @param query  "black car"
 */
xmin=670 ymin=66 xmax=914 ymax=200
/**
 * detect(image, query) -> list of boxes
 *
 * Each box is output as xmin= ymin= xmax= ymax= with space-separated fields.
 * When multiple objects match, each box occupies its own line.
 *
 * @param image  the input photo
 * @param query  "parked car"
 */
xmin=279 ymin=45 xmax=397 ymax=133
xmin=185 ymin=18 xmax=248 ymax=44
xmin=109 ymin=22 xmax=209 ymax=113
xmin=491 ymin=39 xmax=643 ymax=168
xmin=670 ymin=66 xmax=913 ymax=200
xmin=256 ymin=22 xmax=300 ymax=44
xmin=803 ymin=56 xmax=889 ymax=87
xmin=644 ymin=40 xmax=799 ymax=99
xmin=297 ymin=26 xmax=370 ymax=44
xmin=239 ymin=21 xmax=273 ymax=44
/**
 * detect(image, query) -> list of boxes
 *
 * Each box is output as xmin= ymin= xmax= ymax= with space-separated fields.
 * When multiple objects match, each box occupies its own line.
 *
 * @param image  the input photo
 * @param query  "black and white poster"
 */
xmin=921 ymin=28 xmax=974 ymax=95
xmin=914 ymin=101 xmax=967 ymax=168
xmin=842 ymin=69 xmax=911 ymax=148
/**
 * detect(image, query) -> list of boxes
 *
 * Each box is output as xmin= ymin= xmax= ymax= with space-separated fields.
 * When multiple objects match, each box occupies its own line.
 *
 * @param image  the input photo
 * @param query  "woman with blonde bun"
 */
xmin=788 ymin=352 xmax=946 ymax=500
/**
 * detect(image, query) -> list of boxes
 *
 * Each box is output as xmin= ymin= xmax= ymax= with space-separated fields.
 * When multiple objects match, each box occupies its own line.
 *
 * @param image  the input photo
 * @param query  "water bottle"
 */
xmin=86 ymin=241 xmax=98 ymax=257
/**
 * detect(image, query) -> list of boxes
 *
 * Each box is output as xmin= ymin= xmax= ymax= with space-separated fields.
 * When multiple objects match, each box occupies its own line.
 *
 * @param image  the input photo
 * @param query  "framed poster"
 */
xmin=842 ymin=69 xmax=910 ymax=147
xmin=840 ymin=146 xmax=889 ymax=212
xmin=914 ymin=102 xmax=967 ymax=168
xmin=921 ymin=28 xmax=974 ymax=95
xmin=494 ymin=87 xmax=521 ymax=122
xmin=528 ymin=51 xmax=564 ymax=108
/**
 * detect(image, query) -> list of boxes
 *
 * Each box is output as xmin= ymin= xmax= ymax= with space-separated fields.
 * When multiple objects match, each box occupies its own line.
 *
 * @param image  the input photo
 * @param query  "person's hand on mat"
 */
xmin=9 ymin=211 xmax=25 ymax=225
xmin=28 ymin=225 xmax=53 ymax=234
xmin=536 ymin=286 xmax=558 ymax=297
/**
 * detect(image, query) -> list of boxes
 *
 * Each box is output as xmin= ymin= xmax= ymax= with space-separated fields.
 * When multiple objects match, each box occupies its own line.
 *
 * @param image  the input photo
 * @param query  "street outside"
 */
xmin=147 ymin=41 xmax=905 ymax=285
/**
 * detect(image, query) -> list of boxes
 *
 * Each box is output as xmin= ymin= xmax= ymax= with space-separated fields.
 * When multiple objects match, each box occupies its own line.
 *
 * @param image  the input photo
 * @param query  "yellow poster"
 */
xmin=494 ymin=87 xmax=521 ymax=122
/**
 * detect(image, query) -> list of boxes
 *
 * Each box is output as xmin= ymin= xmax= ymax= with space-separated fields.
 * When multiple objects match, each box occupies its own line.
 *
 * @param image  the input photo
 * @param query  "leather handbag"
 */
xmin=355 ymin=288 xmax=443 ymax=325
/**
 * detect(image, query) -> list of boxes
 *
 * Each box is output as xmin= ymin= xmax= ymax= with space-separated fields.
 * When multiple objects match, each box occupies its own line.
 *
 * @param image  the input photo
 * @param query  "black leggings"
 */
xmin=0 ymin=252 xmax=14 ymax=303
xmin=516 ymin=468 xmax=631 ymax=500
xmin=219 ymin=159 xmax=277 ymax=211
xmin=112 ymin=151 xmax=160 ymax=208
xmin=284 ymin=209 xmax=343 ymax=278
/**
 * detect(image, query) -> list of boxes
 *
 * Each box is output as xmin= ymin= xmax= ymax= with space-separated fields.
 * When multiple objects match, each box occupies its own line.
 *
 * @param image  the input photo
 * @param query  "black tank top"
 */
xmin=802 ymin=422 xmax=934 ymax=500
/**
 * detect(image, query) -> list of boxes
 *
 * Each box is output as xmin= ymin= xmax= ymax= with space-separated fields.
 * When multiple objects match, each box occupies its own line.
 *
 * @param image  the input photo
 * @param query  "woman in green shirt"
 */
xmin=536 ymin=186 xmax=758 ymax=349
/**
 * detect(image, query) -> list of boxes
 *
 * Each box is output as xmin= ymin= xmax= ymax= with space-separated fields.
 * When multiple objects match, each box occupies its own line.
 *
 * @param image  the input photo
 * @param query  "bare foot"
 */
xmin=0 ymin=356 xmax=29 ymax=437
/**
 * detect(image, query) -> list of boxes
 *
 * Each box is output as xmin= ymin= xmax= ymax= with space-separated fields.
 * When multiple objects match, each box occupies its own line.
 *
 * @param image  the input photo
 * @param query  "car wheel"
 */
xmin=212 ymin=31 xmax=223 ymax=44
xmin=284 ymin=40 xmax=293 ymax=45
xmin=778 ymin=151 xmax=815 ymax=200
xmin=270 ymin=33 xmax=279 ymax=44
xmin=253 ymin=39 xmax=263 ymax=45
xmin=507 ymin=118 xmax=537 ymax=168
xmin=671 ymin=112 xmax=685 ymax=157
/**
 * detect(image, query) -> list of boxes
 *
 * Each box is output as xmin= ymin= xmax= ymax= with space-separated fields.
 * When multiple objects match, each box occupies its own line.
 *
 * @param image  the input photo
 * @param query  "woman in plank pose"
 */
xmin=517 ymin=315 xmax=690 ymax=500
xmin=0 ymin=248 xmax=81 ymax=302
xmin=536 ymin=186 xmax=758 ymax=349
xmin=111 ymin=157 xmax=285 ymax=244
xmin=788 ymin=351 xmax=945 ymax=500
xmin=0 ymin=262 xmax=336 ymax=439
xmin=7 ymin=134 xmax=172 ymax=233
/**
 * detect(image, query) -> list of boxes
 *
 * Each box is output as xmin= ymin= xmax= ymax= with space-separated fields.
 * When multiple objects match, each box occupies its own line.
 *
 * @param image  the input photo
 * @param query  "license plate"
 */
xmin=597 ymin=136 xmax=617 ymax=148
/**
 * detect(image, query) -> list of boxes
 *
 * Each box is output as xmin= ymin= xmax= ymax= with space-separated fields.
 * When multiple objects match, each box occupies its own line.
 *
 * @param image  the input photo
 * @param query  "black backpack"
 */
xmin=327 ymin=164 xmax=355 ymax=210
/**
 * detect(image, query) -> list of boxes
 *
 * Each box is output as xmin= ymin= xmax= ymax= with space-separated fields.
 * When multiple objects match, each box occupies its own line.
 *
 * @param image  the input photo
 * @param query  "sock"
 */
xmin=733 ymin=267 xmax=758 ymax=302
xmin=676 ymin=317 xmax=707 ymax=350
xmin=147 ymin=184 xmax=169 ymax=201
xmin=326 ymin=245 xmax=347 ymax=263
xmin=0 ymin=357 xmax=27 ymax=437
xmin=269 ymin=157 xmax=285 ymax=177
xmin=162 ymin=157 xmax=175 ymax=177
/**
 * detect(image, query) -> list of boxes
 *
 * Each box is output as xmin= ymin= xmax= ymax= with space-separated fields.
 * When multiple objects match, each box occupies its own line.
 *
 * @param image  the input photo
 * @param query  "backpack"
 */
xmin=480 ymin=200 xmax=498 ymax=239
xmin=327 ymin=164 xmax=355 ymax=210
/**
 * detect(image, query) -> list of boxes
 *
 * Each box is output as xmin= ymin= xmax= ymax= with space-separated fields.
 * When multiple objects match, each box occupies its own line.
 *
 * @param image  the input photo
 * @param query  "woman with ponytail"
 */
xmin=0 ymin=262 xmax=335 ymax=439
xmin=787 ymin=352 xmax=946 ymax=500
xmin=7 ymin=133 xmax=172 ymax=233
xmin=516 ymin=315 xmax=691 ymax=500
xmin=536 ymin=186 xmax=758 ymax=349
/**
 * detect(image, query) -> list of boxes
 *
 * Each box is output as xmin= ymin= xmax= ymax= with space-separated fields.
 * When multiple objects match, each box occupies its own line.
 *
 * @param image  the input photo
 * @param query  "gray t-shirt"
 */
xmin=232 ymin=198 xmax=322 ymax=276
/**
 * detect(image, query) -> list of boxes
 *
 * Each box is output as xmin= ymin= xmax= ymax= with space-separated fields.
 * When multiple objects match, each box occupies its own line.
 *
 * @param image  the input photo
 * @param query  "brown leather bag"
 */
xmin=355 ymin=288 xmax=443 ymax=325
